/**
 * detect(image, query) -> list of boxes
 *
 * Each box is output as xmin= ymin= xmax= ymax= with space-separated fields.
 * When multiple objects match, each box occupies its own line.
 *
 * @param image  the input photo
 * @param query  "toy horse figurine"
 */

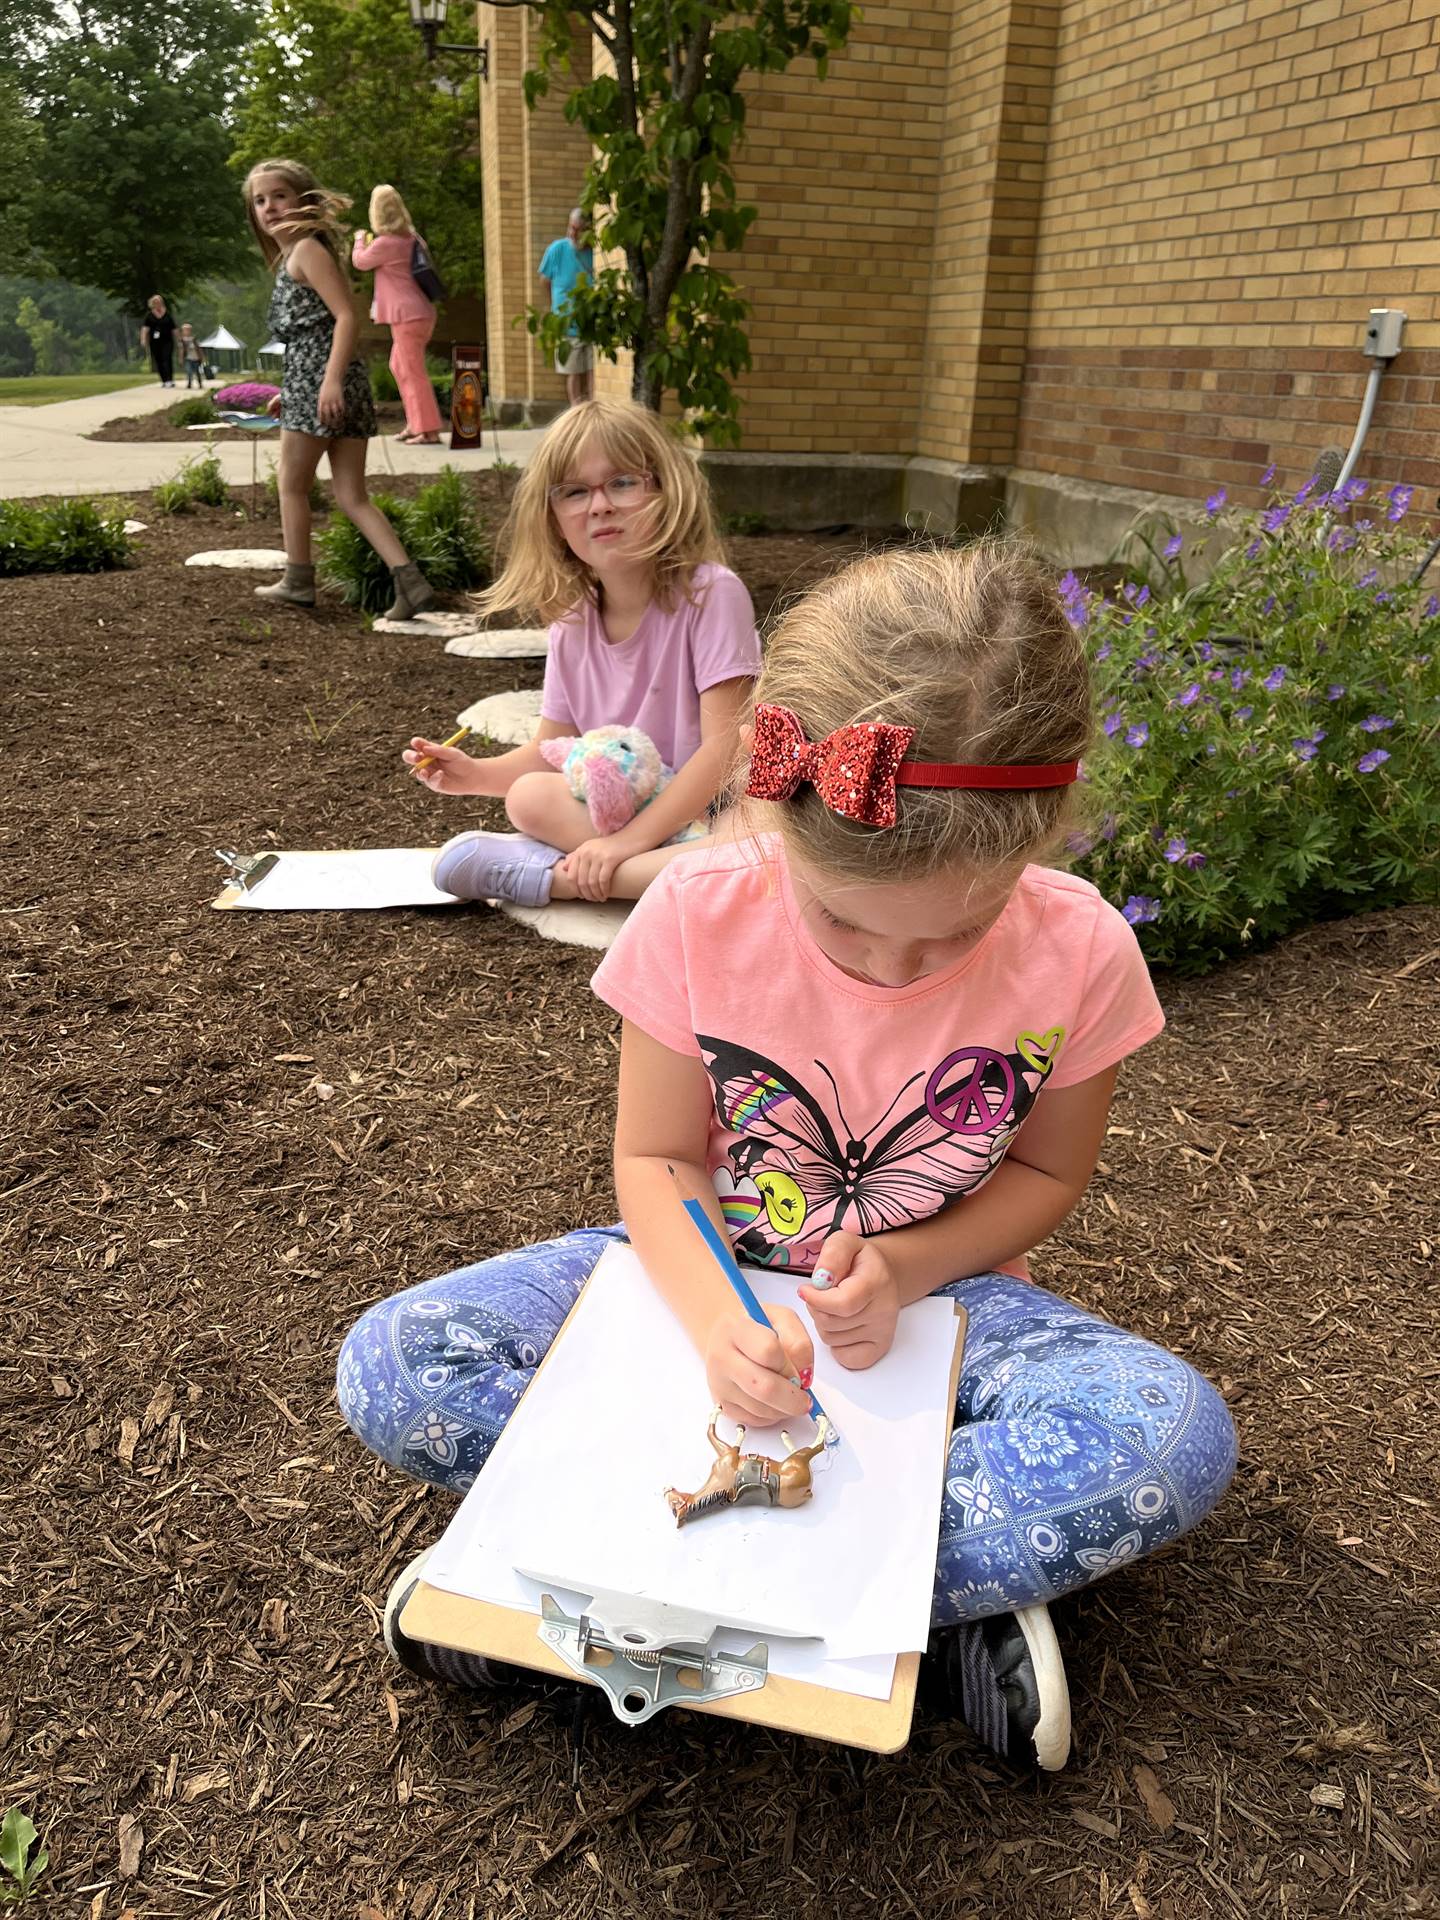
xmin=665 ymin=1407 xmax=831 ymax=1528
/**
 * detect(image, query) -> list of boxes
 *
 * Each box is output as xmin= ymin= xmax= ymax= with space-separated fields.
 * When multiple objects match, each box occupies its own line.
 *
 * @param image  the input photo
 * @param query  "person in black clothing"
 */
xmin=140 ymin=295 xmax=176 ymax=386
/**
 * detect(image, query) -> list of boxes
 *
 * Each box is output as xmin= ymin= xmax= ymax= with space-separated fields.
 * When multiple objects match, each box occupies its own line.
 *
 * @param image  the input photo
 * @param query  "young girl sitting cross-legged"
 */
xmin=403 ymin=398 xmax=759 ymax=906
xmin=341 ymin=542 xmax=1236 ymax=1772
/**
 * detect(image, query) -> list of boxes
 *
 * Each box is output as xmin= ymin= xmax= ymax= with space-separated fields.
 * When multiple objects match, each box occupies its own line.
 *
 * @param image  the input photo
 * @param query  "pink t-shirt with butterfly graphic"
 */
xmin=591 ymin=835 xmax=1164 ymax=1281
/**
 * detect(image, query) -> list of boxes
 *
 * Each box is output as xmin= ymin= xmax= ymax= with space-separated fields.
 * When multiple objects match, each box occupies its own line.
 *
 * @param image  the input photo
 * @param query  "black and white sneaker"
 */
xmin=383 ymin=1550 xmax=529 ymax=1691
xmin=923 ymin=1602 xmax=1071 ymax=1771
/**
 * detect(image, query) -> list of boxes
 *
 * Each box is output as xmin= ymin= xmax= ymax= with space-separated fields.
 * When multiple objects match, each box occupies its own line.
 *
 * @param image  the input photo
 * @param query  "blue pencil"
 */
xmin=670 ymin=1168 xmax=832 ymax=1433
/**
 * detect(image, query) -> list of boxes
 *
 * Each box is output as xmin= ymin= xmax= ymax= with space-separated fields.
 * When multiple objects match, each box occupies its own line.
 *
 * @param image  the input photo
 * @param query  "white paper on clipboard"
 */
xmin=422 ymin=1242 xmax=960 ymax=1689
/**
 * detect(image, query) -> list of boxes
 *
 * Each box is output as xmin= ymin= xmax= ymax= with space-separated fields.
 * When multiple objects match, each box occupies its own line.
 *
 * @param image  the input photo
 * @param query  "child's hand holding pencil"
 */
xmin=669 ymin=1165 xmax=826 ymax=1433
xmin=403 ymin=727 xmax=480 ymax=792
xmin=705 ymin=1307 xmax=815 ymax=1430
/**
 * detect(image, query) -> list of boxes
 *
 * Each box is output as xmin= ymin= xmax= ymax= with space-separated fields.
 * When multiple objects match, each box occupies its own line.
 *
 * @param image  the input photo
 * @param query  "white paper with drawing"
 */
xmin=422 ymin=1241 xmax=960 ymax=1672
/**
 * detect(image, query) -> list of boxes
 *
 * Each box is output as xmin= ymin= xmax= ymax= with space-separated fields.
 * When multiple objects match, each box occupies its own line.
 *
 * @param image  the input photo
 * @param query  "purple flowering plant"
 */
xmin=1074 ymin=461 xmax=1439 ymax=969
xmin=213 ymin=382 xmax=280 ymax=411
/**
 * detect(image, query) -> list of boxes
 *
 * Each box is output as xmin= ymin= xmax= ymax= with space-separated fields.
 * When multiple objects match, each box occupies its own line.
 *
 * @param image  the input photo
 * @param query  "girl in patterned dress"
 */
xmin=338 ymin=544 xmax=1237 ymax=1772
xmin=242 ymin=159 xmax=435 ymax=618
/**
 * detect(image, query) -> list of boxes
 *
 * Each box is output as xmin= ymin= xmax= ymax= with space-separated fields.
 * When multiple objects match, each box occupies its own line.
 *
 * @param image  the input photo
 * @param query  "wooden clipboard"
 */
xmin=401 ymin=1296 xmax=967 ymax=1754
xmin=212 ymin=849 xmax=280 ymax=908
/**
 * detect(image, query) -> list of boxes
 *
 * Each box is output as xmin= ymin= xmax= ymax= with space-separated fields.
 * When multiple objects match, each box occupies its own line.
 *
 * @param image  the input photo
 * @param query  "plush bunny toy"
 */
xmin=537 ymin=725 xmax=705 ymax=841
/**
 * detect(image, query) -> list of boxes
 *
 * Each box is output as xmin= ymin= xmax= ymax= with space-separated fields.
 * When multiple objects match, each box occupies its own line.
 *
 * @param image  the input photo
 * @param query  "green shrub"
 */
xmin=404 ymin=466 xmax=489 ymax=585
xmin=722 ymin=510 xmax=769 ymax=536
xmin=369 ymin=361 xmax=400 ymax=403
xmin=154 ymin=449 xmax=231 ymax=514
xmin=316 ymin=465 xmax=490 ymax=612
xmin=168 ymin=395 xmax=218 ymax=427
xmin=1065 ymin=475 xmax=1440 ymax=971
xmin=0 ymin=496 xmax=132 ymax=575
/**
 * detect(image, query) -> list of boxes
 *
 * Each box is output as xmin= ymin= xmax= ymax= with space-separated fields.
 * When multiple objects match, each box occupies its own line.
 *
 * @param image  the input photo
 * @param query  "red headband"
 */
xmin=745 ymin=703 xmax=1080 ymax=830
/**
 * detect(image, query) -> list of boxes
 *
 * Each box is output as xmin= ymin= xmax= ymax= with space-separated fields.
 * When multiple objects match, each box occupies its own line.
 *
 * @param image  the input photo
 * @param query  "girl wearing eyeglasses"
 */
xmin=403 ymin=398 xmax=759 ymax=905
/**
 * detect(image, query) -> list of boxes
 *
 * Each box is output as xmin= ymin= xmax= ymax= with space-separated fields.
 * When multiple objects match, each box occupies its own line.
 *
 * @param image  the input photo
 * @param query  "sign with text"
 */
xmin=449 ymin=344 xmax=486 ymax=451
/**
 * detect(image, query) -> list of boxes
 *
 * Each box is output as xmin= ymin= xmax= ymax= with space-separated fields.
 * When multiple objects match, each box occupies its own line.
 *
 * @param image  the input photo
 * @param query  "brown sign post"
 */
xmin=450 ymin=344 xmax=486 ymax=450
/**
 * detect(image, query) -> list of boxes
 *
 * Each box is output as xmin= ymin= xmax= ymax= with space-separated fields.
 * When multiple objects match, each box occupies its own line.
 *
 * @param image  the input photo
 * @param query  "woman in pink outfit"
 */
xmin=352 ymin=185 xmax=443 ymax=445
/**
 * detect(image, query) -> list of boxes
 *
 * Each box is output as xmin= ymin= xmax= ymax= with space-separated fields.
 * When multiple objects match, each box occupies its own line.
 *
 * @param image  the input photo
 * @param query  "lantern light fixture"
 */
xmin=407 ymin=0 xmax=489 ymax=72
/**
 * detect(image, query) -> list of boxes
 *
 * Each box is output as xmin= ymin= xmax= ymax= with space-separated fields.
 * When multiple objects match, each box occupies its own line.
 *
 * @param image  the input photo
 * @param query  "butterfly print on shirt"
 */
xmin=696 ymin=1029 xmax=1063 ymax=1267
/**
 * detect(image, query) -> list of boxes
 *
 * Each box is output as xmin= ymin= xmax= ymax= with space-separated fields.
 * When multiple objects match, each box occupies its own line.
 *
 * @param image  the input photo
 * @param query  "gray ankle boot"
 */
xmin=254 ymin=563 xmax=316 ymax=606
xmin=384 ymin=561 xmax=436 ymax=622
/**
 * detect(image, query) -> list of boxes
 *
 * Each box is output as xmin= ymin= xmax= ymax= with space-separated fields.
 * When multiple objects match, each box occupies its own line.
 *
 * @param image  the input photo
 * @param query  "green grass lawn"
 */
xmin=0 ymin=372 xmax=160 ymax=406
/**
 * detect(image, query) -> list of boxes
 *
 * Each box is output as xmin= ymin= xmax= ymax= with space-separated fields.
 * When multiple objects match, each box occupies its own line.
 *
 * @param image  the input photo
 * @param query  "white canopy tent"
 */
xmin=200 ymin=325 xmax=245 ymax=372
xmin=257 ymin=339 xmax=285 ymax=368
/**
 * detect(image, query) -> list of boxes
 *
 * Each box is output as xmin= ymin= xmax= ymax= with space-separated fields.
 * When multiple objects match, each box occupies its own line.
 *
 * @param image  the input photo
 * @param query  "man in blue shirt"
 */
xmin=538 ymin=209 xmax=595 ymax=405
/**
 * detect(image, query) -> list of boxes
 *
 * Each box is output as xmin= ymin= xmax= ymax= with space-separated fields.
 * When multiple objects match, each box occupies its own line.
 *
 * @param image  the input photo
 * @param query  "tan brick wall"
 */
xmin=479 ymin=3 xmax=592 ymax=412
xmin=480 ymin=0 xmax=1440 ymax=503
xmin=1016 ymin=0 xmax=1440 ymax=500
xmin=709 ymin=2 xmax=950 ymax=454
xmin=479 ymin=4 xmax=530 ymax=404
xmin=916 ymin=1 xmax=1059 ymax=465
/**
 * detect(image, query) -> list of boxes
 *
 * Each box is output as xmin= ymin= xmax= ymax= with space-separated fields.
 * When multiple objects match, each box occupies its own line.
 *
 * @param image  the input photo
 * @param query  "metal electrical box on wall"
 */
xmin=1363 ymin=309 xmax=1406 ymax=358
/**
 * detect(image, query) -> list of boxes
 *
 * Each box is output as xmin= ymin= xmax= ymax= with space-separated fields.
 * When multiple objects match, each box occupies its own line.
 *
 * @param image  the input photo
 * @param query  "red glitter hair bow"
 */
xmin=745 ymin=703 xmax=1080 ymax=830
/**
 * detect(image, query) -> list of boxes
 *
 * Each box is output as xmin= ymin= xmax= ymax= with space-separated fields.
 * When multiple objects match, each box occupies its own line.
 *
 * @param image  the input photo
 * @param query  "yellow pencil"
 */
xmin=409 ymin=725 xmax=471 ymax=777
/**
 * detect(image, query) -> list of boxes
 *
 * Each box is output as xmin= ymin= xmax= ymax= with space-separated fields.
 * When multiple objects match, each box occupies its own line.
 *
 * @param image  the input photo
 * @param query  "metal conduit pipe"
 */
xmin=1333 ymin=363 xmax=1386 ymax=497
xmin=1333 ymin=308 xmax=1406 ymax=498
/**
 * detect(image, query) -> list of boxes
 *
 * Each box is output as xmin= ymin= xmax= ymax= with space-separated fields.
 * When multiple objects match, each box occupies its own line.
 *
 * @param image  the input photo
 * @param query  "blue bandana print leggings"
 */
xmin=337 ymin=1227 xmax=1237 ymax=1625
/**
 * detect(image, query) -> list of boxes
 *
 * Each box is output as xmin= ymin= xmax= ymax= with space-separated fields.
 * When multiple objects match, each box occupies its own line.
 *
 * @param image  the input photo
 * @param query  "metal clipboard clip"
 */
xmin=214 ymin=849 xmax=280 ymax=892
xmin=520 ymin=1577 xmax=804 ymax=1726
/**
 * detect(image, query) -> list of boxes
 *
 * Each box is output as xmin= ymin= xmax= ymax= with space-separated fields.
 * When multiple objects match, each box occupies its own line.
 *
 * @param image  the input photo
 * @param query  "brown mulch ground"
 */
xmin=87 ymin=403 xmax=266 ymax=444
xmin=92 ymin=402 xmax=432 ymax=444
xmin=3 ymin=489 xmax=1437 ymax=1919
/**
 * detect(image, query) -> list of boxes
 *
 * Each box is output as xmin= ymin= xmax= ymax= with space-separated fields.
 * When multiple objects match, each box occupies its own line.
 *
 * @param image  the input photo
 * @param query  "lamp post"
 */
xmin=407 ymin=0 xmax=489 ymax=71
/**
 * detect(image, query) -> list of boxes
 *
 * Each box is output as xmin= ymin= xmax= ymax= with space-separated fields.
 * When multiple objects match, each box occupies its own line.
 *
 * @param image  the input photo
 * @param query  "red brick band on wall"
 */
xmin=1017 ymin=347 xmax=1440 ymax=508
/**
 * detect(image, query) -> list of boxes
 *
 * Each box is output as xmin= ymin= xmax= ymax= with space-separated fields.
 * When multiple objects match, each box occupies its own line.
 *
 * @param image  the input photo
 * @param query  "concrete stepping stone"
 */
xmin=373 ymin=609 xmax=484 ymax=637
xmin=498 ymin=897 xmax=630 ymax=951
xmin=184 ymin=548 xmax=287 ymax=569
xmin=457 ymin=689 xmax=543 ymax=745
xmin=444 ymin=628 xmax=549 ymax=658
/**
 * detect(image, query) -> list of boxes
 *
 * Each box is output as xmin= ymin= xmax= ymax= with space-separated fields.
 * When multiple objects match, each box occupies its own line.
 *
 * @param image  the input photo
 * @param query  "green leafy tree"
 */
xmin=0 ymin=74 xmax=43 ymax=266
xmin=0 ymin=0 xmax=59 ymax=66
xmin=0 ymin=275 xmax=137 ymax=375
xmin=14 ymin=296 xmax=69 ymax=374
xmin=22 ymin=2 xmax=255 ymax=317
xmin=519 ymin=0 xmax=853 ymax=444
xmin=232 ymin=0 xmax=484 ymax=300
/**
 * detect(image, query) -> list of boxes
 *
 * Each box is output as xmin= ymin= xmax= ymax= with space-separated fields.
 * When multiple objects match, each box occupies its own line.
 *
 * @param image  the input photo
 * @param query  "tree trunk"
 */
xmin=628 ymin=13 xmax=713 ymax=416
xmin=631 ymin=354 xmax=662 ymax=410
xmin=627 ymin=245 xmax=662 ymax=410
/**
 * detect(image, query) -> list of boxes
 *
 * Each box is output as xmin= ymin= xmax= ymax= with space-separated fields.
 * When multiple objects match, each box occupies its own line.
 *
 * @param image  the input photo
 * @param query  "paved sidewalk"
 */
xmin=0 ymin=381 xmax=541 ymax=499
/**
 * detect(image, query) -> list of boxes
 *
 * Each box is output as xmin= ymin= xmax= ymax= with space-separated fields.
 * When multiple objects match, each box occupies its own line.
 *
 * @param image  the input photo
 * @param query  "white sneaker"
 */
xmin=924 ymin=1600 xmax=1072 ymax=1770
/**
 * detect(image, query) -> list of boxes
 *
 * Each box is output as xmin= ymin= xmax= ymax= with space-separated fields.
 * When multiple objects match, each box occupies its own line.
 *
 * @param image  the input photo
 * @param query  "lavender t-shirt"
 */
xmin=539 ymin=563 xmax=761 ymax=770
